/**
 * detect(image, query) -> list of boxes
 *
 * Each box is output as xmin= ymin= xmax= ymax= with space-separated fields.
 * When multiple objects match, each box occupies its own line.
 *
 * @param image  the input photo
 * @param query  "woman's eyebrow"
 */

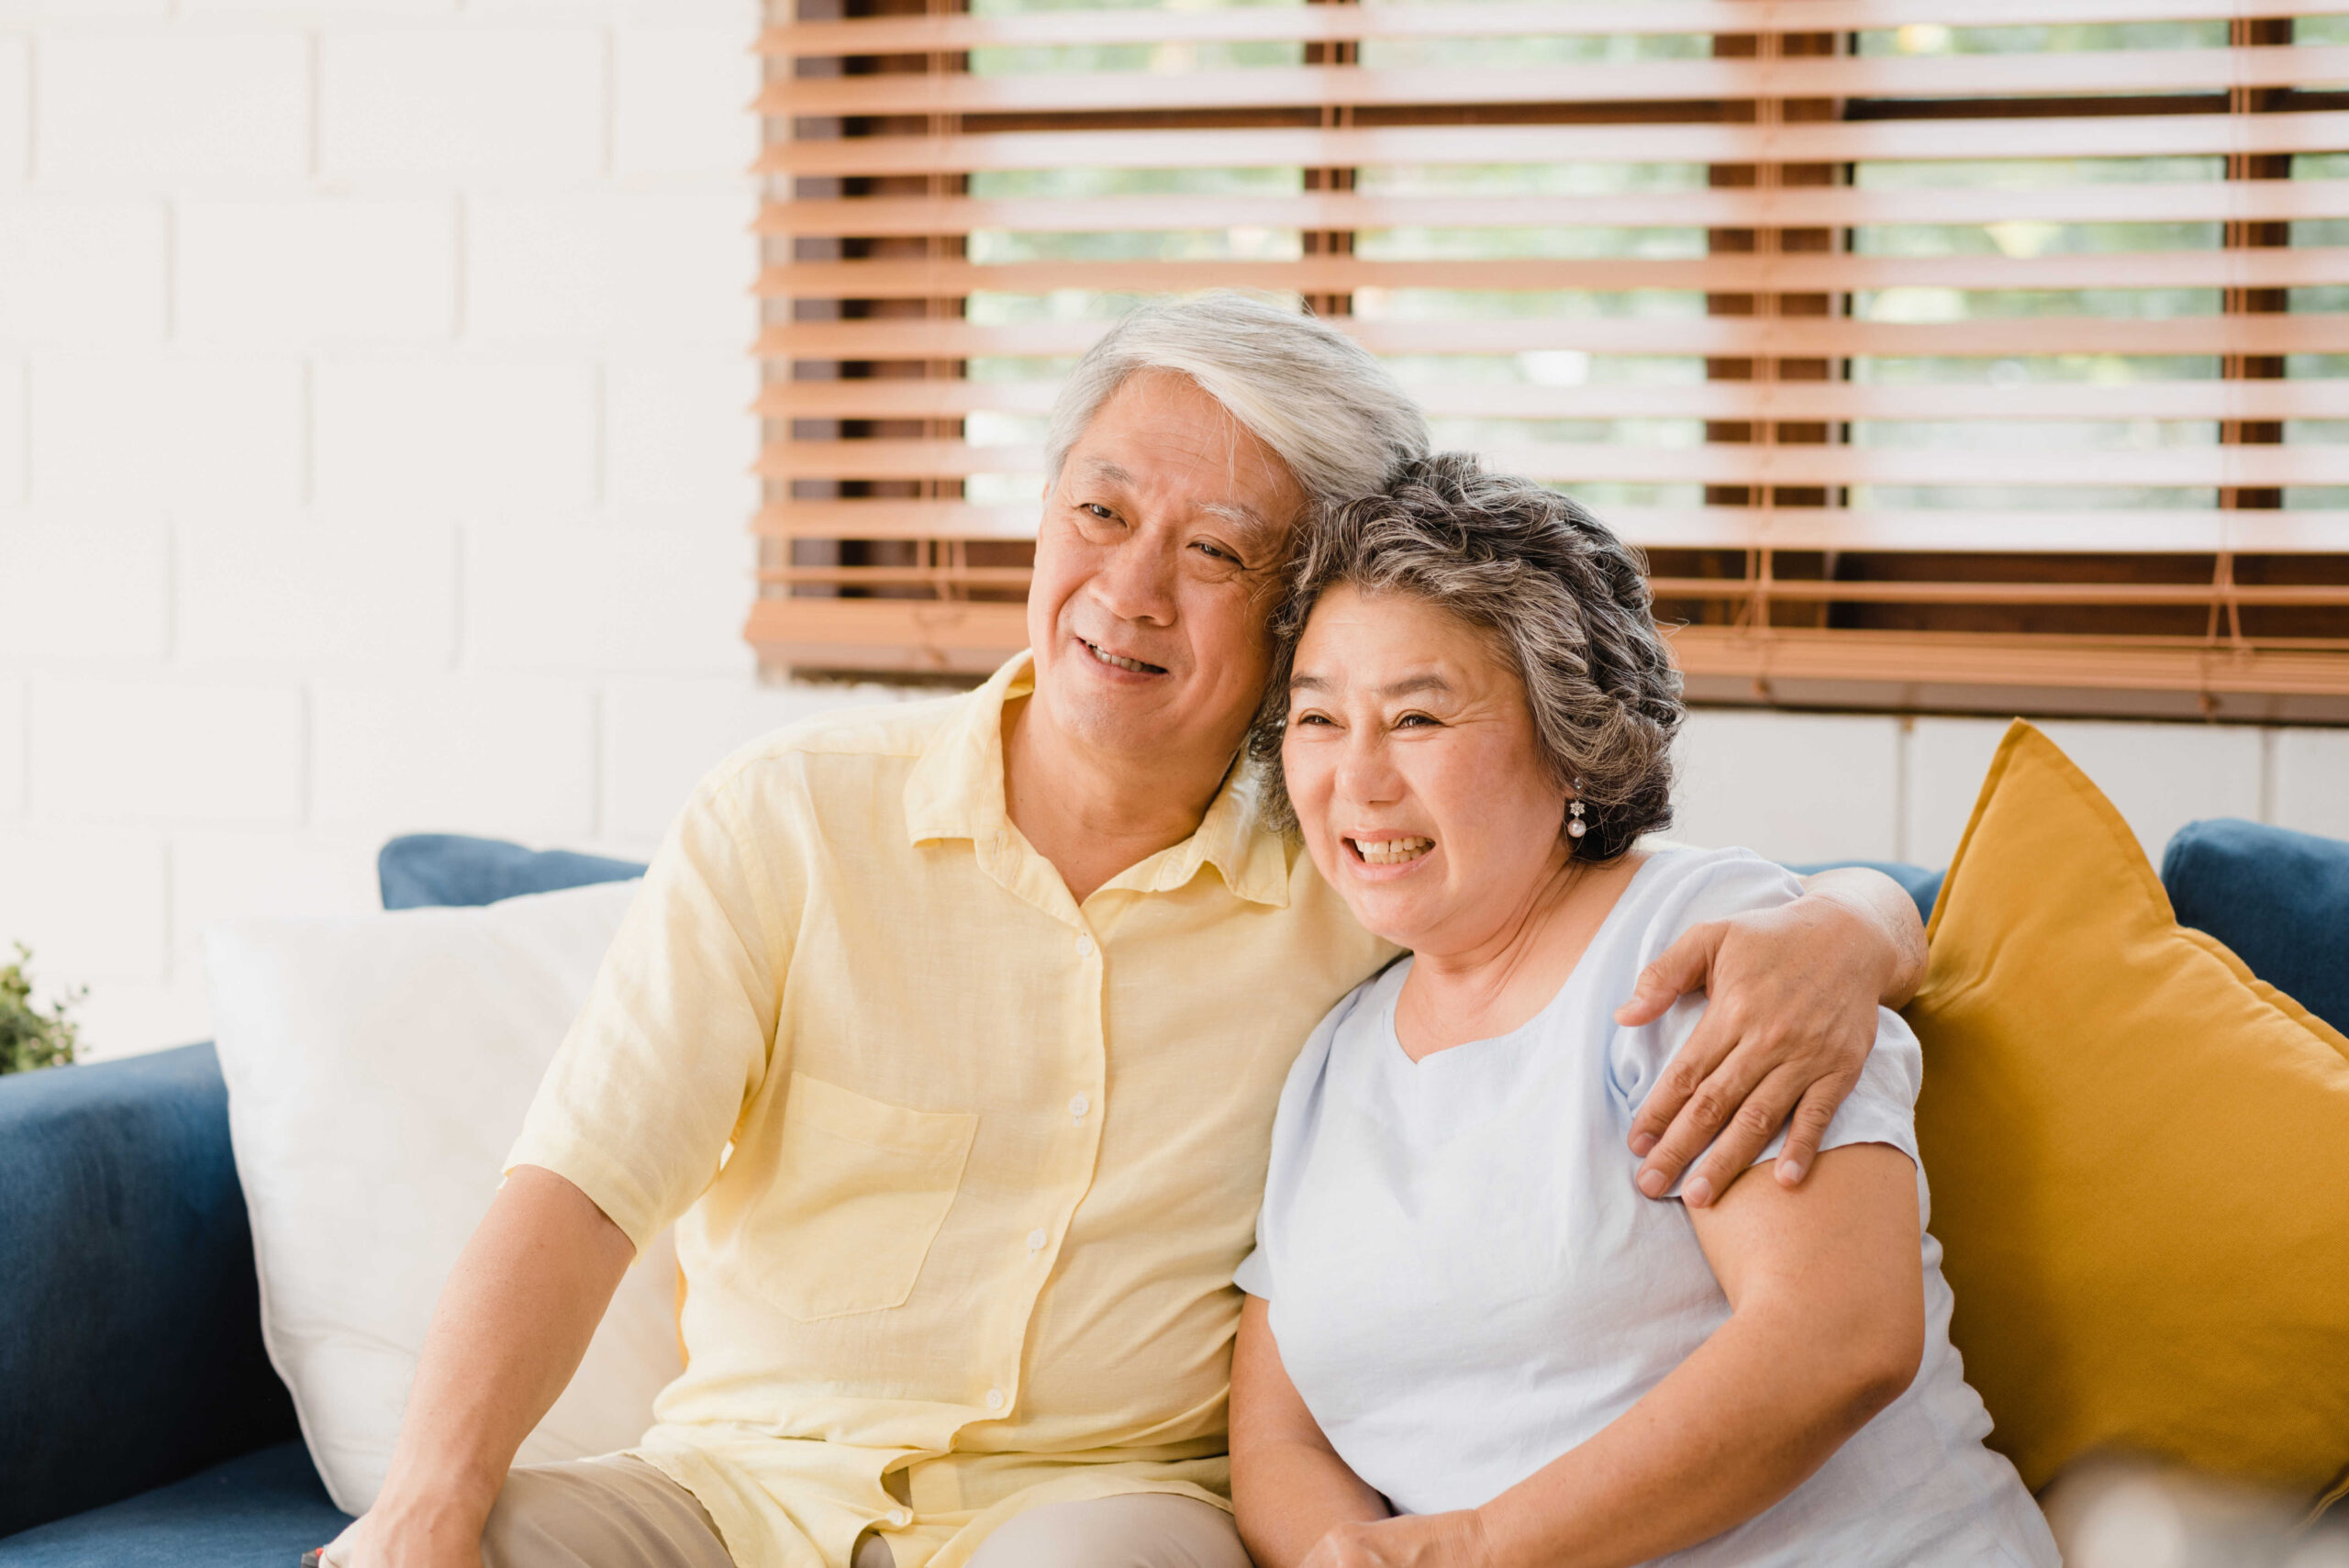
xmin=1288 ymin=672 xmax=1453 ymax=697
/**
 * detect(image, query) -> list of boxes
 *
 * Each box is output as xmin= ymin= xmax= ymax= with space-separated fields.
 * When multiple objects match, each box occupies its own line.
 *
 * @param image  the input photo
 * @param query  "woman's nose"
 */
xmin=1335 ymin=730 xmax=1404 ymax=806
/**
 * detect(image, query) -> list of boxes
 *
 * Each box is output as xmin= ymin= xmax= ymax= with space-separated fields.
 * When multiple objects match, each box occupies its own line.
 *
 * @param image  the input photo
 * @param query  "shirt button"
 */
xmin=985 ymin=1388 xmax=1007 ymax=1411
xmin=1074 ymin=933 xmax=1095 ymax=958
xmin=1068 ymin=1093 xmax=1089 ymax=1119
xmin=1026 ymin=1228 xmax=1048 ymax=1252
xmin=887 ymin=1509 xmax=911 ymax=1529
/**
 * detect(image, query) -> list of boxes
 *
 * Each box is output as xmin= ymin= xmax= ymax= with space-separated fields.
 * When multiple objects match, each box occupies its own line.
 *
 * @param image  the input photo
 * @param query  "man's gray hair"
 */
xmin=1248 ymin=453 xmax=1685 ymax=862
xmin=1045 ymin=292 xmax=1431 ymax=506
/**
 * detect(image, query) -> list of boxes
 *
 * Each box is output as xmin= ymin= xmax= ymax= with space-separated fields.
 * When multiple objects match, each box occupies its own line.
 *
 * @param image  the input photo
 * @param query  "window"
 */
xmin=753 ymin=0 xmax=2349 ymax=718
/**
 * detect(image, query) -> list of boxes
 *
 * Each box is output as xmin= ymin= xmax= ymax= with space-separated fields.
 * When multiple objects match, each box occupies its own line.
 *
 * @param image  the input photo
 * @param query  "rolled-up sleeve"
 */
xmin=506 ymin=765 xmax=790 ymax=1252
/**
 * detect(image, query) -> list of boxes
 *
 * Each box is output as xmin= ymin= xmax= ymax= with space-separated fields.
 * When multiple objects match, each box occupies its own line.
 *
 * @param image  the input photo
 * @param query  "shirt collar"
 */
xmin=903 ymin=651 xmax=1293 ymax=910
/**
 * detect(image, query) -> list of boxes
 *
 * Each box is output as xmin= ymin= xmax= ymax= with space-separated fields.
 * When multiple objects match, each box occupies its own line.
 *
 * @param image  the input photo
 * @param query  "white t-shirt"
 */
xmin=1235 ymin=846 xmax=2058 ymax=1568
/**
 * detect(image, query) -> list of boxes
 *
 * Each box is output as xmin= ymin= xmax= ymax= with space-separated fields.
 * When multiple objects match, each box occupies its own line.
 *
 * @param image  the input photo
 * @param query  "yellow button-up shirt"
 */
xmin=507 ymin=654 xmax=1393 ymax=1568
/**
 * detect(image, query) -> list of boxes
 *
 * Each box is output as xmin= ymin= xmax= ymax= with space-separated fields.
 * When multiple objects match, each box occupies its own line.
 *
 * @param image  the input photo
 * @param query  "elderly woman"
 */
xmin=1229 ymin=456 xmax=2058 ymax=1568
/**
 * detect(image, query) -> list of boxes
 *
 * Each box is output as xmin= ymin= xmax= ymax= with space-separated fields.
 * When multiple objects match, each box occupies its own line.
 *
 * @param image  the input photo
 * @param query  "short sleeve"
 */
xmin=505 ymin=766 xmax=791 ymax=1252
xmin=1232 ymin=977 xmax=1369 ymax=1305
xmin=1234 ymin=1245 xmax=1272 ymax=1301
xmin=1607 ymin=851 xmax=1922 ymax=1193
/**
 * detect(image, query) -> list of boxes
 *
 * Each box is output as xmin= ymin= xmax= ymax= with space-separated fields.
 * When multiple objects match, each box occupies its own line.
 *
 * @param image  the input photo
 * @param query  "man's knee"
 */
xmin=966 ymin=1494 xmax=1250 ymax=1568
xmin=481 ymin=1456 xmax=732 ymax=1568
xmin=481 ymin=1464 xmax=580 ymax=1568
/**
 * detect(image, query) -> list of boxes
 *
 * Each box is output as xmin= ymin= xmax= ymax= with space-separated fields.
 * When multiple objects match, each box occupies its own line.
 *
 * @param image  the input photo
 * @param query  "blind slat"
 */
xmin=757 ymin=44 xmax=2349 ymax=118
xmin=762 ymin=247 xmax=2349 ymax=300
xmin=754 ymin=501 xmax=1045 ymax=540
xmin=760 ymin=563 xmax=2349 ymax=606
xmin=756 ymin=379 xmax=2349 ymax=423
xmin=752 ymin=503 xmax=2349 ymax=554
xmin=740 ymin=609 xmax=2349 ymax=695
xmin=763 ymin=0 xmax=2349 ymax=54
xmin=759 ymin=112 xmax=2349 ymax=178
xmin=756 ymin=180 xmax=2349 ymax=238
xmin=1666 ymin=631 xmax=2349 ymax=697
xmin=757 ymin=439 xmax=2349 ymax=487
xmin=756 ymin=314 xmax=2348 ymax=361
xmin=742 ymin=601 xmax=1031 ymax=679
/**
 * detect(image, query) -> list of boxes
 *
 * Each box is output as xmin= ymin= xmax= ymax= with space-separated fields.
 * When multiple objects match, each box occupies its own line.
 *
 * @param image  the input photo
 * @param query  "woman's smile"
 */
xmin=1344 ymin=834 xmax=1438 ymax=873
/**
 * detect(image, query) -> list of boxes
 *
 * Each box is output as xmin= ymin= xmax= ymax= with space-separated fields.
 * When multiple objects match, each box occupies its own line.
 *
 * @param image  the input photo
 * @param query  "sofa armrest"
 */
xmin=0 ymin=1043 xmax=298 ymax=1539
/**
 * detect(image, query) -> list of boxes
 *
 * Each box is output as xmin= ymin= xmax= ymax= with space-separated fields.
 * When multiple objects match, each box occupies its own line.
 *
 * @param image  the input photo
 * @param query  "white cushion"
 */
xmin=205 ymin=881 xmax=683 ymax=1516
xmin=2040 ymin=1453 xmax=2349 ymax=1568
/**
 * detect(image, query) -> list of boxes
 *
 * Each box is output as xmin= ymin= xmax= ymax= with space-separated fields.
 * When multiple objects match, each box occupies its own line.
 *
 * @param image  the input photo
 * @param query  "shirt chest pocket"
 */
xmin=752 ymin=1073 xmax=979 ymax=1321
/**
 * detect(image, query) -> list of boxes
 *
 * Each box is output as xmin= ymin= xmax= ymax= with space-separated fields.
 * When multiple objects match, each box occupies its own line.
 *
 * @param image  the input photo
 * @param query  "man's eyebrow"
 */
xmin=1199 ymin=501 xmax=1286 ymax=562
xmin=1081 ymin=458 xmax=1134 ymax=486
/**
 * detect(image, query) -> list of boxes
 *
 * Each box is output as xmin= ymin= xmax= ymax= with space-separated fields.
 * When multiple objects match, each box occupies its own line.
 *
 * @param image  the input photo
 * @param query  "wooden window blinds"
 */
xmin=752 ymin=0 xmax=2349 ymax=720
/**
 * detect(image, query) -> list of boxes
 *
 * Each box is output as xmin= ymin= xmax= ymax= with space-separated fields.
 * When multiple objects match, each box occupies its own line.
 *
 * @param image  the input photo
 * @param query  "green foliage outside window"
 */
xmin=1 ymin=944 xmax=83 ymax=1075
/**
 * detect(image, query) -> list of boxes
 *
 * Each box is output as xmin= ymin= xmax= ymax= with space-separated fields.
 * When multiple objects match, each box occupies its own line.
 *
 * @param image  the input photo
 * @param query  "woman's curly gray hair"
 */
xmin=1247 ymin=453 xmax=1684 ymax=862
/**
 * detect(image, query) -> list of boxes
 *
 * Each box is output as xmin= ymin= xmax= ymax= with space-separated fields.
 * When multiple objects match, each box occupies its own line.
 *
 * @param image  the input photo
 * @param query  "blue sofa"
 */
xmin=1 ymin=823 xmax=2340 ymax=1565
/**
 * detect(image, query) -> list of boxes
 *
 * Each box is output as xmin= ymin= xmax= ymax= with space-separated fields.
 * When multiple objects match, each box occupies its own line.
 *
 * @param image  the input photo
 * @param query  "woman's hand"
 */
xmin=1299 ymin=1510 xmax=1497 ymax=1568
xmin=1613 ymin=867 xmax=1927 ymax=1207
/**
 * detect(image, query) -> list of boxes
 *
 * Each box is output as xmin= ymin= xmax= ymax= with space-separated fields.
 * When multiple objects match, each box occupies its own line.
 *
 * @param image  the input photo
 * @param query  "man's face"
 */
xmin=1025 ymin=370 xmax=1309 ymax=772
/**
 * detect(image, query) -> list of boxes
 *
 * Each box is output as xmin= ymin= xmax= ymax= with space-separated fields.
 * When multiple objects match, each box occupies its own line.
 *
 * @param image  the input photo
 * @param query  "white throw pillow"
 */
xmin=206 ymin=880 xmax=684 ymax=1516
xmin=2040 ymin=1453 xmax=2349 ymax=1568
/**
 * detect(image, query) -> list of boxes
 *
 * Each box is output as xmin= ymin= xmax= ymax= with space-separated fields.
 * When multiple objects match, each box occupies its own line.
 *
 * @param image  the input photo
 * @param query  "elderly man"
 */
xmin=338 ymin=295 xmax=1927 ymax=1568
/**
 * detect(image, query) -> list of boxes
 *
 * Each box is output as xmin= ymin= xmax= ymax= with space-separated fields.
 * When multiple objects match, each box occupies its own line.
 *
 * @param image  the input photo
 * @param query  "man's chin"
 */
xmin=1057 ymin=693 xmax=1179 ymax=754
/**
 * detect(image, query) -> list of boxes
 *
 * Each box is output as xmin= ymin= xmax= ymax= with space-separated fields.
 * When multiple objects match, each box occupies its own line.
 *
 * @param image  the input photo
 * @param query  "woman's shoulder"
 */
xmin=1275 ymin=956 xmax=1406 ymax=1093
xmin=1615 ymin=843 xmax=1805 ymax=951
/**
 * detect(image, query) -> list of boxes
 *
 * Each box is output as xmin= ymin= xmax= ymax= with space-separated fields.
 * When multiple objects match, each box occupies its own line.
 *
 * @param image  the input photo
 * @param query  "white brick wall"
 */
xmin=0 ymin=361 xmax=24 ymax=501
xmin=0 ymin=0 xmax=777 ymax=1055
xmin=0 ymin=1 xmax=2342 ymax=1063
xmin=311 ymin=677 xmax=601 ymax=841
xmin=0 ymin=678 xmax=24 ymax=818
xmin=2275 ymin=728 xmax=2349 ymax=840
xmin=1674 ymin=711 xmax=1903 ymax=863
xmin=29 ymin=678 xmax=306 ymax=825
xmin=33 ymin=355 xmax=307 ymax=507
xmin=39 ymin=34 xmax=309 ymax=182
xmin=0 ymin=200 xmax=170 ymax=341
xmin=178 ymin=520 xmax=460 ymax=668
xmin=0 ymin=518 xmax=173 ymax=664
xmin=319 ymin=29 xmax=607 ymax=181
xmin=0 ymin=39 xmax=28 ymax=182
xmin=177 ymin=198 xmax=458 ymax=345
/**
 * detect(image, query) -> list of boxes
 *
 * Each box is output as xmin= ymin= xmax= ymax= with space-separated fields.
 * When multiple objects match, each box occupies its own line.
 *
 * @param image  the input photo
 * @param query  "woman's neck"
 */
xmin=1394 ymin=849 xmax=1646 ymax=1062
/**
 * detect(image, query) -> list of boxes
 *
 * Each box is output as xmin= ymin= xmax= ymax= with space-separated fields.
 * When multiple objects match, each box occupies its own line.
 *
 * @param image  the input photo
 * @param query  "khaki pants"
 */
xmin=469 ymin=1455 xmax=1252 ymax=1568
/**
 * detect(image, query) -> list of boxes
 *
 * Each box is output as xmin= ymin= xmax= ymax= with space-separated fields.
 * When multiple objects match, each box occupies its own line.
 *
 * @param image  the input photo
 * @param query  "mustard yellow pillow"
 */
xmin=1908 ymin=719 xmax=2349 ymax=1504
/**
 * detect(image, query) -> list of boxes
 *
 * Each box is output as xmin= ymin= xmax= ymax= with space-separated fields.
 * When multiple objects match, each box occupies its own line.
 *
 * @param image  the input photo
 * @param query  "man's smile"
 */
xmin=1078 ymin=636 xmax=1169 ymax=676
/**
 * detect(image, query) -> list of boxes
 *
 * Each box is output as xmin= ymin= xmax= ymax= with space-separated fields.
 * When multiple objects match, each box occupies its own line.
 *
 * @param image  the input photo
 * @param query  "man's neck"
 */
xmin=1002 ymin=695 xmax=1237 ymax=906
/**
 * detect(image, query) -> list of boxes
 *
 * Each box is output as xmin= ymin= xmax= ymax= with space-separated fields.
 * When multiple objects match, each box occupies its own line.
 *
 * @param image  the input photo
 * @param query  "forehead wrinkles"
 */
xmin=1091 ymin=370 xmax=1301 ymax=493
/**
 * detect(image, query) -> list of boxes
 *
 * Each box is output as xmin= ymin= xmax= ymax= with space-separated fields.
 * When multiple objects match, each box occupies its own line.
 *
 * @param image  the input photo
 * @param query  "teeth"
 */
xmin=1084 ymin=640 xmax=1155 ymax=674
xmin=1353 ymin=837 xmax=1434 ymax=866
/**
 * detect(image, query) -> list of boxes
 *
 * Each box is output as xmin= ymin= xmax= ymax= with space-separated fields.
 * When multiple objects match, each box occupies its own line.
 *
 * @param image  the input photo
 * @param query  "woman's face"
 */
xmin=1282 ymin=584 xmax=1574 ymax=955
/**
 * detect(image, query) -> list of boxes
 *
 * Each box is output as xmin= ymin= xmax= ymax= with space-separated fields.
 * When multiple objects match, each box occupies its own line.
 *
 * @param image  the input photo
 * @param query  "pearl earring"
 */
xmin=1567 ymin=778 xmax=1587 ymax=840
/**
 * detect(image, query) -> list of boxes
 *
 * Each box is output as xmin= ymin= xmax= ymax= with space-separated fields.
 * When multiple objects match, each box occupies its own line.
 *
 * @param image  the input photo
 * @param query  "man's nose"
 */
xmin=1089 ymin=534 xmax=1179 ymax=626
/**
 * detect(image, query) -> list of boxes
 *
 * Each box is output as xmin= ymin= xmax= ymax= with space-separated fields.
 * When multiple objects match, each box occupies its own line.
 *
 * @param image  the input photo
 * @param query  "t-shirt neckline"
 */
xmin=1378 ymin=847 xmax=1672 ymax=1072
